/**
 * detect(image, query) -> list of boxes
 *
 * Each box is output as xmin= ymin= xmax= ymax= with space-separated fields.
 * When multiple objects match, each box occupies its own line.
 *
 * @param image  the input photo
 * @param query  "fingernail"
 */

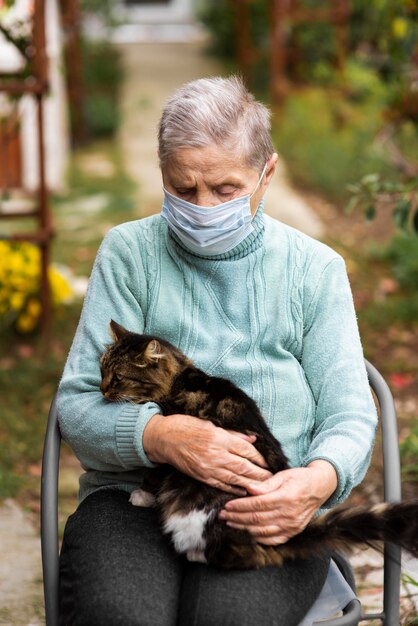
xmin=218 ymin=510 xmax=226 ymax=519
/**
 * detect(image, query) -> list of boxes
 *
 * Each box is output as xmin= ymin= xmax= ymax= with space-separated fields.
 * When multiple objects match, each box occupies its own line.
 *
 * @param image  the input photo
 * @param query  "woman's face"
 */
xmin=162 ymin=144 xmax=278 ymax=215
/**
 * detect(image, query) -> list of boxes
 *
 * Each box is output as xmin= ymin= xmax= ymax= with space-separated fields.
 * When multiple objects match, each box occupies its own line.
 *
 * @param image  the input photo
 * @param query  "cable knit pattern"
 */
xmin=289 ymin=232 xmax=304 ymax=359
xmin=58 ymin=205 xmax=377 ymax=504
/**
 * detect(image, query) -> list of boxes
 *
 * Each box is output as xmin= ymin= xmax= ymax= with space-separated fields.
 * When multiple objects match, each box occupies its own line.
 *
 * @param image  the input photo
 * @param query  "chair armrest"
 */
xmin=41 ymin=393 xmax=61 ymax=626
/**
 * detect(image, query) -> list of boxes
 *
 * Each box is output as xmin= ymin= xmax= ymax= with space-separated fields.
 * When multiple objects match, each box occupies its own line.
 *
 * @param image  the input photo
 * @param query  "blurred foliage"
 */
xmin=381 ymin=235 xmax=418 ymax=290
xmin=200 ymin=0 xmax=418 ymax=87
xmin=63 ymin=0 xmax=125 ymax=140
xmin=80 ymin=0 xmax=120 ymax=26
xmin=400 ymin=425 xmax=418 ymax=482
xmin=81 ymin=40 xmax=124 ymax=138
xmin=271 ymin=85 xmax=395 ymax=203
xmin=0 ymin=304 xmax=80 ymax=498
xmin=0 ymin=1 xmax=42 ymax=79
xmin=360 ymin=233 xmax=418 ymax=327
xmin=201 ymin=0 xmax=418 ymax=232
xmin=346 ymin=174 xmax=418 ymax=234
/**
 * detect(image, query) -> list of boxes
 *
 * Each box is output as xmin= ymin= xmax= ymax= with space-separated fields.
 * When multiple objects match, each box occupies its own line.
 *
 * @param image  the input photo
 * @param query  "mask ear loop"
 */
xmin=250 ymin=162 xmax=268 ymax=199
xmin=249 ymin=162 xmax=268 ymax=221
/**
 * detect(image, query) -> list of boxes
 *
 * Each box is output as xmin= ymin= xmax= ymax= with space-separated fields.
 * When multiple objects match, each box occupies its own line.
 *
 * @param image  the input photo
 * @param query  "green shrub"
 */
xmin=81 ymin=41 xmax=124 ymax=138
xmin=272 ymin=88 xmax=394 ymax=203
xmin=379 ymin=235 xmax=418 ymax=291
xmin=359 ymin=292 xmax=418 ymax=328
xmin=367 ymin=234 xmax=418 ymax=287
xmin=400 ymin=426 xmax=418 ymax=483
xmin=84 ymin=92 xmax=119 ymax=138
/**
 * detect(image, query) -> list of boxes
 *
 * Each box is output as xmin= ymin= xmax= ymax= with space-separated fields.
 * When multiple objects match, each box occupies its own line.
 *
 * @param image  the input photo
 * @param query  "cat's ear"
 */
xmin=109 ymin=319 xmax=131 ymax=341
xmin=143 ymin=339 xmax=165 ymax=363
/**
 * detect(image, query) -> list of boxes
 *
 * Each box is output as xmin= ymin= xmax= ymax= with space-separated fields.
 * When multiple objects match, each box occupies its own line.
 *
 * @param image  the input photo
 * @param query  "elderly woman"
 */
xmin=58 ymin=76 xmax=377 ymax=626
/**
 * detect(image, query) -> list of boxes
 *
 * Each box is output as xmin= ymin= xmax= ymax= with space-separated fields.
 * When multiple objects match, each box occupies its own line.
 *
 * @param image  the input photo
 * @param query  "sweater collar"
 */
xmin=166 ymin=200 xmax=266 ymax=262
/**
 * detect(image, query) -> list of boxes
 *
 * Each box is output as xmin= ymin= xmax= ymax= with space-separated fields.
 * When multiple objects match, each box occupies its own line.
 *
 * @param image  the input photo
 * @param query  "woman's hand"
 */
xmin=142 ymin=413 xmax=272 ymax=495
xmin=218 ymin=460 xmax=338 ymax=544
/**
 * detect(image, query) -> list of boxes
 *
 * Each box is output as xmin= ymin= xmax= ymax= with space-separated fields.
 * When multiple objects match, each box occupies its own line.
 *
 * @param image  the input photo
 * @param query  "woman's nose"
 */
xmin=194 ymin=191 xmax=218 ymax=207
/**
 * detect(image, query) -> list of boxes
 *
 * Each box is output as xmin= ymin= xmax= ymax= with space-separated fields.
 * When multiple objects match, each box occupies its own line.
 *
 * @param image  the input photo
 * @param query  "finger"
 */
xmin=229 ymin=468 xmax=273 ymax=486
xmin=246 ymin=472 xmax=286 ymax=495
xmin=226 ymin=521 xmax=283 ymax=538
xmin=228 ymin=438 xmax=270 ymax=469
xmin=224 ymin=520 xmax=292 ymax=545
xmin=229 ymin=431 xmax=257 ymax=443
xmin=218 ymin=460 xmax=269 ymax=488
xmin=237 ymin=462 xmax=272 ymax=482
xmin=219 ymin=508 xmax=279 ymax=525
xmin=208 ymin=480 xmax=247 ymax=496
xmin=222 ymin=454 xmax=272 ymax=483
xmin=224 ymin=493 xmax=277 ymax=512
xmin=256 ymin=535 xmax=290 ymax=546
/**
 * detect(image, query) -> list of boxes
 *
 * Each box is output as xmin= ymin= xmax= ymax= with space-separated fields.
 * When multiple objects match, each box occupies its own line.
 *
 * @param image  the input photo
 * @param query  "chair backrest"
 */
xmin=364 ymin=359 xmax=401 ymax=626
xmin=40 ymin=360 xmax=402 ymax=626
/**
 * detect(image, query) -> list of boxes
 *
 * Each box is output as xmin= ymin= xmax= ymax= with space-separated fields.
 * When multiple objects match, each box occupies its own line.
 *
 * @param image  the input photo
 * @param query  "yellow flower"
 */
xmin=0 ymin=242 xmax=73 ymax=332
xmin=392 ymin=17 xmax=408 ymax=39
xmin=16 ymin=313 xmax=38 ymax=334
xmin=49 ymin=267 xmax=73 ymax=305
xmin=26 ymin=298 xmax=42 ymax=318
xmin=10 ymin=292 xmax=25 ymax=311
xmin=8 ymin=252 xmax=25 ymax=273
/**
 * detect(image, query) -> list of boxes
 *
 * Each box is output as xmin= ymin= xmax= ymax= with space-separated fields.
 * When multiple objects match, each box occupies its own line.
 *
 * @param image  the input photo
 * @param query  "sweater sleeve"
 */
xmin=300 ymin=256 xmax=377 ymax=507
xmin=57 ymin=227 xmax=161 ymax=472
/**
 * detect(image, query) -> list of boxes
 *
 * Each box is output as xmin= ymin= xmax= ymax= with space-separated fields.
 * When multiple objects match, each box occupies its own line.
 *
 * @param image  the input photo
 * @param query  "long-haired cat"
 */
xmin=100 ymin=320 xmax=418 ymax=570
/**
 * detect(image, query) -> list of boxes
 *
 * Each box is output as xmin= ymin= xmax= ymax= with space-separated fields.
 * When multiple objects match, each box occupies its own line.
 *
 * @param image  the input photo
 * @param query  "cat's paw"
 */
xmin=186 ymin=549 xmax=207 ymax=563
xmin=129 ymin=489 xmax=156 ymax=507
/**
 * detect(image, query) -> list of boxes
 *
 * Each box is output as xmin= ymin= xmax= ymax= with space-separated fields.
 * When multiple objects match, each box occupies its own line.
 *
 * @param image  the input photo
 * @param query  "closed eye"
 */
xmin=215 ymin=185 xmax=238 ymax=197
xmin=174 ymin=188 xmax=196 ymax=198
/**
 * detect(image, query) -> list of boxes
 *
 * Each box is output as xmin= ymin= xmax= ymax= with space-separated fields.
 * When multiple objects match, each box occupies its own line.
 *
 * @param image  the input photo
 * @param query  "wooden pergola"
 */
xmin=231 ymin=0 xmax=350 ymax=103
xmin=0 ymin=0 xmax=52 ymax=335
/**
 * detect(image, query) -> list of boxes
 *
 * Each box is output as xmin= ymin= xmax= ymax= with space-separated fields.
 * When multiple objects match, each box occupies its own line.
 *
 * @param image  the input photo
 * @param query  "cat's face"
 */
xmin=100 ymin=321 xmax=186 ymax=403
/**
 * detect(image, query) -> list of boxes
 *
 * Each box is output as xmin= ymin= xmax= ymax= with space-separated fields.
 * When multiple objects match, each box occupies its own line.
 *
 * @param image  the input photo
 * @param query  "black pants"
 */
xmin=59 ymin=490 xmax=330 ymax=626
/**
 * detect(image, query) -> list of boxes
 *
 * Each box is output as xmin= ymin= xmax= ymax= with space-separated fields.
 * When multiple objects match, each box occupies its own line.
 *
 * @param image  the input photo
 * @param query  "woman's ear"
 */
xmin=264 ymin=153 xmax=279 ymax=187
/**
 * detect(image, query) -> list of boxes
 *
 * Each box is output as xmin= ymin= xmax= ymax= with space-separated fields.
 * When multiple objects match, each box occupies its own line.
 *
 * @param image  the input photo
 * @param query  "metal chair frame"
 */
xmin=41 ymin=360 xmax=402 ymax=626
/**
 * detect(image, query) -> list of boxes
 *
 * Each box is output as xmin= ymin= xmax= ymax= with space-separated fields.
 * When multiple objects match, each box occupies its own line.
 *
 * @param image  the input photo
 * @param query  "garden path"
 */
xmin=0 ymin=500 xmax=43 ymax=625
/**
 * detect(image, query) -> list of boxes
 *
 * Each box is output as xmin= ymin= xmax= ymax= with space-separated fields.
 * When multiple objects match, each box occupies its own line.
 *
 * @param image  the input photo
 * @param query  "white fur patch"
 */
xmin=163 ymin=509 xmax=215 ymax=557
xmin=129 ymin=489 xmax=156 ymax=507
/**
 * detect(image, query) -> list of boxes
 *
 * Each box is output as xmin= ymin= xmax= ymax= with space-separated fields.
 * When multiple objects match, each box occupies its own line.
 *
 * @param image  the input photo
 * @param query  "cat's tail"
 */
xmin=208 ymin=501 xmax=418 ymax=570
xmin=279 ymin=500 xmax=418 ymax=562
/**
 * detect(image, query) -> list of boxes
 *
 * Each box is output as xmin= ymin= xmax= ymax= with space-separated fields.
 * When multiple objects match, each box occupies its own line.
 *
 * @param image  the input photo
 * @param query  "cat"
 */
xmin=99 ymin=319 xmax=418 ymax=570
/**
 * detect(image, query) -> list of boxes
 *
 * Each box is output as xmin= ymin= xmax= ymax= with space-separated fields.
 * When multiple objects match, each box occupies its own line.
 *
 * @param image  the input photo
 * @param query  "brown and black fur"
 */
xmin=100 ymin=320 xmax=418 ymax=570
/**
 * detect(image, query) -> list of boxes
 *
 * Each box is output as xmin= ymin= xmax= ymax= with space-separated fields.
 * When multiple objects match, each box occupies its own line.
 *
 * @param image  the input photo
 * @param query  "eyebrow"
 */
xmin=171 ymin=176 xmax=244 ymax=188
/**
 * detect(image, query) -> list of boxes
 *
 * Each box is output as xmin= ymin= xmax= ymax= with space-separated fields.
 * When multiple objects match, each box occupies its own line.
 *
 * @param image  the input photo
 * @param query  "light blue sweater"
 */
xmin=58 ymin=203 xmax=377 ymax=504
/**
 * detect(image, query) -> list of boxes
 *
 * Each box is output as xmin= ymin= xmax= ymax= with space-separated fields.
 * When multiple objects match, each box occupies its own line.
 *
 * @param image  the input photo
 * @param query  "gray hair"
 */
xmin=158 ymin=76 xmax=274 ymax=172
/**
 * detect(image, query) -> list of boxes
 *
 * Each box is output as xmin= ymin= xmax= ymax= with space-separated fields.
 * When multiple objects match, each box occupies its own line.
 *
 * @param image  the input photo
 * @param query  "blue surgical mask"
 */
xmin=161 ymin=163 xmax=267 ymax=256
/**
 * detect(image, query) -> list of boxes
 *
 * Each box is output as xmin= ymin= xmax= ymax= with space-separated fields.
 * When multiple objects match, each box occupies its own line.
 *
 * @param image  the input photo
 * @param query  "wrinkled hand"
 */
xmin=143 ymin=413 xmax=272 ymax=495
xmin=218 ymin=462 xmax=338 ymax=544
